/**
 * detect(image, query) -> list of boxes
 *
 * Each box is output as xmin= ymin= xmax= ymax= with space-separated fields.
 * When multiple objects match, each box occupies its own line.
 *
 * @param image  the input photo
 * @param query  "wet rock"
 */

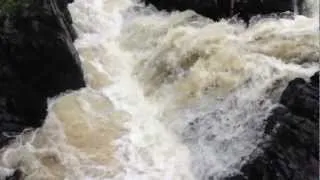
xmin=5 ymin=169 xmax=22 ymax=180
xmin=280 ymin=77 xmax=319 ymax=122
xmin=0 ymin=0 xmax=85 ymax=147
xmin=224 ymin=71 xmax=319 ymax=180
xmin=142 ymin=0 xmax=305 ymax=22
xmin=310 ymin=71 xmax=319 ymax=87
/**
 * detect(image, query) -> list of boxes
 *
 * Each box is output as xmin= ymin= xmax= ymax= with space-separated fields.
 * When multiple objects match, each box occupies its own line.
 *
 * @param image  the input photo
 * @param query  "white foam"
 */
xmin=0 ymin=0 xmax=318 ymax=179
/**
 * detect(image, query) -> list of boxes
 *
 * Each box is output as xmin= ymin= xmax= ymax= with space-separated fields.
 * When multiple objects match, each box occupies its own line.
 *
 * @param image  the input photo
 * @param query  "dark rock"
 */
xmin=5 ymin=169 xmax=22 ymax=180
xmin=310 ymin=72 xmax=319 ymax=87
xmin=224 ymin=71 xmax=319 ymax=180
xmin=280 ymin=77 xmax=319 ymax=122
xmin=0 ymin=0 xmax=85 ymax=148
xmin=142 ymin=0 xmax=305 ymax=23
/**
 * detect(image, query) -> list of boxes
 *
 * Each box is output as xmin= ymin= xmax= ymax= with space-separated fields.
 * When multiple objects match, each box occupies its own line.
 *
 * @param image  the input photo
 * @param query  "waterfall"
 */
xmin=0 ymin=0 xmax=318 ymax=179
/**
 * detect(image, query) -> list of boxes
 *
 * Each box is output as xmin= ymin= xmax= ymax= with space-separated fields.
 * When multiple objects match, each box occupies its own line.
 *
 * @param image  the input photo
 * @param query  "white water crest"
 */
xmin=0 ymin=0 xmax=319 ymax=179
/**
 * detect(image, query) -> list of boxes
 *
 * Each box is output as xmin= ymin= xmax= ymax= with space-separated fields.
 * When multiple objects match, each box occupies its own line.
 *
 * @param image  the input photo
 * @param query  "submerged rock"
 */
xmin=142 ymin=0 xmax=305 ymax=22
xmin=0 ymin=0 xmax=85 ymax=148
xmin=225 ymin=71 xmax=319 ymax=180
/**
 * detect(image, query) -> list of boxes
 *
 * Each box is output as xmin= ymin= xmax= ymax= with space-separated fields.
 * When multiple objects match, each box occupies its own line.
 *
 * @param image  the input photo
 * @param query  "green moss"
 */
xmin=0 ymin=0 xmax=33 ymax=16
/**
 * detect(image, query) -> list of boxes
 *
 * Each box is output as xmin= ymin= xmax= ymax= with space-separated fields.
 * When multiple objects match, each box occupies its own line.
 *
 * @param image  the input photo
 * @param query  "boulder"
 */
xmin=142 ymin=0 xmax=305 ymax=22
xmin=0 ymin=0 xmax=85 ymax=148
xmin=225 ymin=71 xmax=319 ymax=180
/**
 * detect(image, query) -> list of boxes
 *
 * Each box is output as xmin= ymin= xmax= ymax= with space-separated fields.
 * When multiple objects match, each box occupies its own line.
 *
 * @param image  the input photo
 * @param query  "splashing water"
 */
xmin=0 ymin=0 xmax=318 ymax=179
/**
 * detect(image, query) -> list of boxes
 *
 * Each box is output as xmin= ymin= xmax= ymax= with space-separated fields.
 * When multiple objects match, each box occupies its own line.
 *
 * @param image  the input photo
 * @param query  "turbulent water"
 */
xmin=0 ymin=0 xmax=319 ymax=179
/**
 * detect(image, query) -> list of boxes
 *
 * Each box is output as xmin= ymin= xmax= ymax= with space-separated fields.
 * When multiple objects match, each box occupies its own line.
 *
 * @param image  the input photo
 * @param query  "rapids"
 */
xmin=0 ymin=0 xmax=318 ymax=179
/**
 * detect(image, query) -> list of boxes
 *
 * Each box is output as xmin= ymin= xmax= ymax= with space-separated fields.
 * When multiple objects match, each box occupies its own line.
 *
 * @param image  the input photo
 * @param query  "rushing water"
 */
xmin=0 ymin=0 xmax=319 ymax=179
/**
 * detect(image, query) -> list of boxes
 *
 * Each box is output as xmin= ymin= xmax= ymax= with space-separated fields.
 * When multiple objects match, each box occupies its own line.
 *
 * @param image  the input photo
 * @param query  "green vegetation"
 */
xmin=0 ymin=0 xmax=33 ymax=16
